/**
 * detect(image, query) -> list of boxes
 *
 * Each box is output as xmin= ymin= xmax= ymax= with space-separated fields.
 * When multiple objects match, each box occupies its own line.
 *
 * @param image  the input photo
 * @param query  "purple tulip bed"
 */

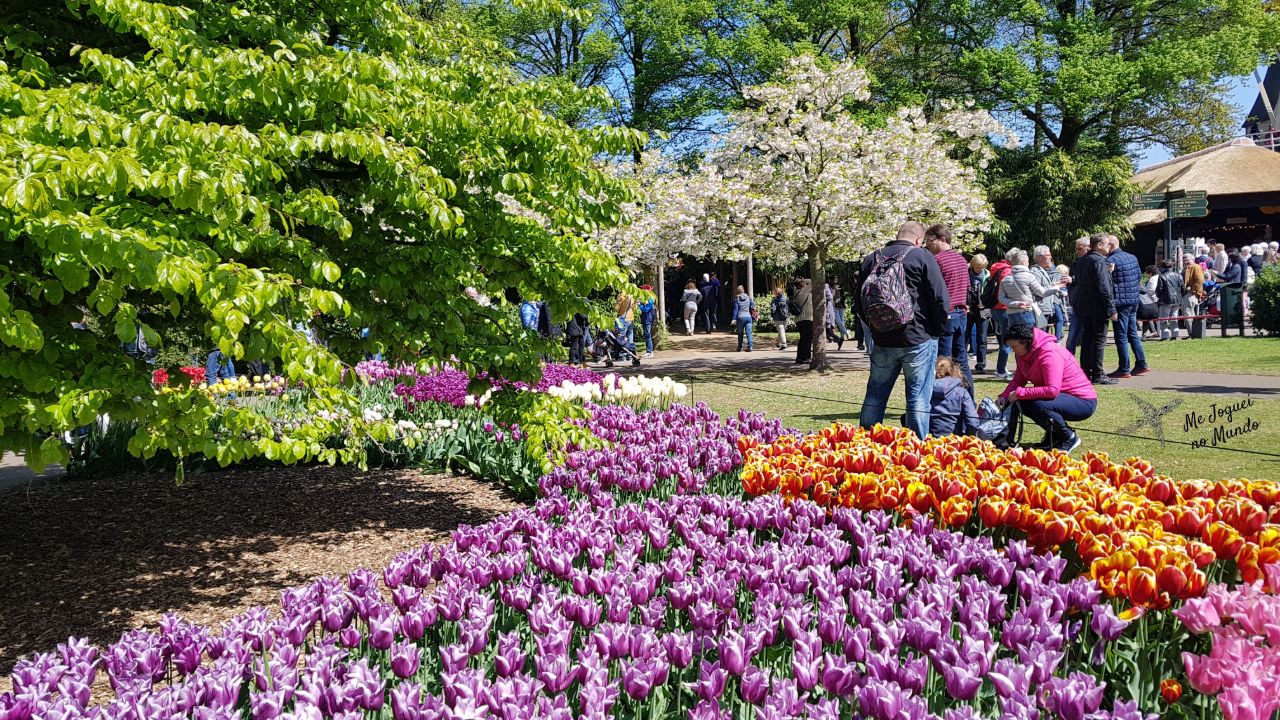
xmin=0 ymin=397 xmax=1262 ymax=720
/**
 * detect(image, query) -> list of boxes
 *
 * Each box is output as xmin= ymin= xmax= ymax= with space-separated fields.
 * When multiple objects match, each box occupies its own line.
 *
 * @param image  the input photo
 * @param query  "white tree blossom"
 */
xmin=679 ymin=56 xmax=1011 ymax=368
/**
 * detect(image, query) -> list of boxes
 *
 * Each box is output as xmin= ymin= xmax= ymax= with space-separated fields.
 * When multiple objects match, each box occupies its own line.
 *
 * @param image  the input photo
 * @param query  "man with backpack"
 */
xmin=982 ymin=253 xmax=1014 ymax=379
xmin=852 ymin=221 xmax=949 ymax=439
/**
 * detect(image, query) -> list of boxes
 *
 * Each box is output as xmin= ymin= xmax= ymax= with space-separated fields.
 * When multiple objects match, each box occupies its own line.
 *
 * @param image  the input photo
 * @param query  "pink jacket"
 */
xmin=1000 ymin=328 xmax=1098 ymax=403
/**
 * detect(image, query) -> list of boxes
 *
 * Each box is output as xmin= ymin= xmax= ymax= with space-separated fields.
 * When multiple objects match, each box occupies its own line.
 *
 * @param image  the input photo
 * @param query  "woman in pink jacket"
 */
xmin=996 ymin=323 xmax=1097 ymax=453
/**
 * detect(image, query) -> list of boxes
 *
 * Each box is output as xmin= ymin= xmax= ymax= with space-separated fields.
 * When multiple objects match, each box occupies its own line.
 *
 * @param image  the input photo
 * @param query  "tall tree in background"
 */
xmin=947 ymin=0 xmax=1279 ymax=154
xmin=679 ymin=57 xmax=1004 ymax=370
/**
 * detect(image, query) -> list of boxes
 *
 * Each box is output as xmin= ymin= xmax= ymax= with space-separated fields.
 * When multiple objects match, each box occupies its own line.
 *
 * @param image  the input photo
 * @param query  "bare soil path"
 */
xmin=0 ymin=464 xmax=523 ymax=687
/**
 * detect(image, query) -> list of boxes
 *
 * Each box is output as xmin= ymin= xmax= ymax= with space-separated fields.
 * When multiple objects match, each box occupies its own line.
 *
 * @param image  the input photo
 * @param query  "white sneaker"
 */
xmin=643 ymin=352 xmax=654 ymax=359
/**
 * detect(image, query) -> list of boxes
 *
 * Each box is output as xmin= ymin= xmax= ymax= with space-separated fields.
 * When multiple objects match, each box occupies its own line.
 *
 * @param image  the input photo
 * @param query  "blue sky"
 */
xmin=1135 ymin=64 xmax=1268 ymax=168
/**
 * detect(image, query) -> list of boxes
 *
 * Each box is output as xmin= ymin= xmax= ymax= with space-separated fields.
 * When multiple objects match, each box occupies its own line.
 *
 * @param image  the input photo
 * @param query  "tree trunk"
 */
xmin=656 ymin=263 xmax=666 ymax=327
xmin=809 ymin=246 xmax=829 ymax=371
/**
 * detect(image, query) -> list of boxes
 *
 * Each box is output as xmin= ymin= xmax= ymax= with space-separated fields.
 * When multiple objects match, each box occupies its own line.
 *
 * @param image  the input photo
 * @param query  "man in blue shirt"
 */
xmin=206 ymin=348 xmax=236 ymax=385
xmin=1106 ymin=235 xmax=1149 ymax=378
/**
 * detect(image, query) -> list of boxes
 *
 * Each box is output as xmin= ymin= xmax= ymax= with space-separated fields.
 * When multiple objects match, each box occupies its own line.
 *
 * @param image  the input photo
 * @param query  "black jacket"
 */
xmin=852 ymin=240 xmax=948 ymax=348
xmin=1069 ymin=251 xmax=1116 ymax=320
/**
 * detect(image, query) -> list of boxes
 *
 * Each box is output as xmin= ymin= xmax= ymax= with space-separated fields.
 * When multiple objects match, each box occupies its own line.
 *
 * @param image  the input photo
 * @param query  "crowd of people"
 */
xmin=830 ymin=225 xmax=1279 ymax=452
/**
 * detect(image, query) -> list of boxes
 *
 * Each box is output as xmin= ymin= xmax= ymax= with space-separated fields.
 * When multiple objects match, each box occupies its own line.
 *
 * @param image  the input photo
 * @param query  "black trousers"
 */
xmin=1078 ymin=315 xmax=1107 ymax=381
xmin=568 ymin=336 xmax=585 ymax=364
xmin=796 ymin=320 xmax=813 ymax=363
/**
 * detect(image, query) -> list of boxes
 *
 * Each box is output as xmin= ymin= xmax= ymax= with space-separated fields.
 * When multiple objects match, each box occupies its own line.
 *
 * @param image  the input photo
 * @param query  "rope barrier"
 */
xmin=678 ymin=375 xmax=1280 ymax=461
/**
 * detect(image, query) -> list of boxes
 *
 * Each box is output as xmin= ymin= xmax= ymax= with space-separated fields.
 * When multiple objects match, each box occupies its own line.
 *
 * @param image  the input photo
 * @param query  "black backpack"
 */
xmin=981 ymin=264 xmax=1008 ymax=310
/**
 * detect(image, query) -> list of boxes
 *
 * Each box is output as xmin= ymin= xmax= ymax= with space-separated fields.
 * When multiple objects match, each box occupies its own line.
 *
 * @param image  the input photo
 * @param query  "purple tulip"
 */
xmin=494 ymin=632 xmax=525 ymax=678
xmin=693 ymin=660 xmax=728 ymax=702
xmin=390 ymin=640 xmax=420 ymax=679
xmin=1041 ymin=672 xmax=1106 ymax=720
xmin=739 ymin=665 xmax=771 ymax=705
xmin=718 ymin=631 xmax=748 ymax=676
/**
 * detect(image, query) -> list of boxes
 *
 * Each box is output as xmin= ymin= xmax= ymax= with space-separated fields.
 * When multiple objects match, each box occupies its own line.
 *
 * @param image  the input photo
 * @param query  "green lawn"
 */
xmin=1088 ymin=335 xmax=1280 ymax=376
xmin=679 ymin=366 xmax=1280 ymax=482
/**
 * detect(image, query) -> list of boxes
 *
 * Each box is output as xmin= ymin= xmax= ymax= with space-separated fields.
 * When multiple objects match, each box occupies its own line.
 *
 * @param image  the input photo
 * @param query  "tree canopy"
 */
xmin=0 ymin=0 xmax=642 ymax=468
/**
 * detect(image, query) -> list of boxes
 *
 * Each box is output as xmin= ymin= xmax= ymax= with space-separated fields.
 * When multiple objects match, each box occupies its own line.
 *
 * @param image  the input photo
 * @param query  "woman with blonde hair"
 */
xmin=929 ymin=357 xmax=979 ymax=436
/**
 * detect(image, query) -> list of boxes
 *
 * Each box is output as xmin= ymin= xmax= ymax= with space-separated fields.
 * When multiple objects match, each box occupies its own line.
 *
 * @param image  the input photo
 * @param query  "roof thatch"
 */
xmin=1128 ymin=139 xmax=1280 ymax=226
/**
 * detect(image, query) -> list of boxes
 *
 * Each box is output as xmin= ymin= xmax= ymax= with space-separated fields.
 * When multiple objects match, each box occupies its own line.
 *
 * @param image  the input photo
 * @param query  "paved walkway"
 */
xmin=638 ymin=331 xmax=1280 ymax=399
xmin=0 ymin=453 xmax=64 ymax=491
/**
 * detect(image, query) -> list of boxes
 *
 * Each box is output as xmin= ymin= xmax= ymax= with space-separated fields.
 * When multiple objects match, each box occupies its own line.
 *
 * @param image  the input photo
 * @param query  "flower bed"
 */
xmin=739 ymin=424 xmax=1280 ymax=608
xmin=1 ymin=494 xmax=1152 ymax=720
xmin=13 ymin=402 xmax=1280 ymax=719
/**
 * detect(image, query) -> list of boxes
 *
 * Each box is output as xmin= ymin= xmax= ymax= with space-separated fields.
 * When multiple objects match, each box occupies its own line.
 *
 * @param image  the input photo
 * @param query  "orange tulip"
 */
xmin=941 ymin=496 xmax=973 ymax=527
xmin=1126 ymin=566 xmax=1166 ymax=608
xmin=1160 ymin=679 xmax=1183 ymax=704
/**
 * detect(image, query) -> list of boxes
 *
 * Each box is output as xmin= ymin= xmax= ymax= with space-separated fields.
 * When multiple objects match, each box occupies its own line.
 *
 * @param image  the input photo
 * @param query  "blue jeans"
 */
xmin=616 ymin=319 xmax=634 ymax=346
xmin=861 ymin=321 xmax=875 ymax=355
xmin=642 ymin=321 xmax=655 ymax=353
xmin=992 ymin=309 xmax=1010 ymax=374
xmin=1006 ymin=310 xmax=1036 ymax=328
xmin=1051 ymin=305 xmax=1065 ymax=342
xmin=937 ymin=310 xmax=973 ymax=392
xmin=967 ymin=313 xmax=987 ymax=371
xmin=701 ymin=307 xmax=716 ymax=332
xmin=1111 ymin=305 xmax=1148 ymax=373
xmin=1065 ymin=308 xmax=1081 ymax=355
xmin=859 ymin=340 xmax=938 ymax=440
xmin=833 ymin=309 xmax=848 ymax=339
xmin=736 ymin=317 xmax=754 ymax=349
xmin=1015 ymin=394 xmax=1097 ymax=441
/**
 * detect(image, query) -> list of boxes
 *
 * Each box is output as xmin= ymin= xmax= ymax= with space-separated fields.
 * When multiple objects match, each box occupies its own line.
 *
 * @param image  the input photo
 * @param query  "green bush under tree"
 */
xmin=0 ymin=0 xmax=642 ymax=471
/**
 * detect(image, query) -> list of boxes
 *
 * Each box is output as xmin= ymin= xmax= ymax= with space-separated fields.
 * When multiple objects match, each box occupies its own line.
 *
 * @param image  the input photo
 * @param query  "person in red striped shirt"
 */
xmin=925 ymin=224 xmax=974 ymax=395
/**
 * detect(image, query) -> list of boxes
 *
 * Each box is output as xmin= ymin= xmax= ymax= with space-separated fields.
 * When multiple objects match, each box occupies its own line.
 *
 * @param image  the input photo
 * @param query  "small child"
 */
xmin=930 ymin=357 xmax=979 ymax=437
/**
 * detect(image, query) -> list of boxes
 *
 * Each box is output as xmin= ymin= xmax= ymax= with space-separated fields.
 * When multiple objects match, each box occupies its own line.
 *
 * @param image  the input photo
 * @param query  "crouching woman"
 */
xmin=997 ymin=323 xmax=1097 ymax=453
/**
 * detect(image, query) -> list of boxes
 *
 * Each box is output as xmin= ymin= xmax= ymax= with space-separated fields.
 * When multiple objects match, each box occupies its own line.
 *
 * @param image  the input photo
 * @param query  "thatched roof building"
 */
xmin=1127 ymin=138 xmax=1280 ymax=265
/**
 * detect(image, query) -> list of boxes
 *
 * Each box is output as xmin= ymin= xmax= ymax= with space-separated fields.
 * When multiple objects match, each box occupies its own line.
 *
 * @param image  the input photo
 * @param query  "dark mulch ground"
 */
xmin=0 ymin=464 xmax=524 ymax=688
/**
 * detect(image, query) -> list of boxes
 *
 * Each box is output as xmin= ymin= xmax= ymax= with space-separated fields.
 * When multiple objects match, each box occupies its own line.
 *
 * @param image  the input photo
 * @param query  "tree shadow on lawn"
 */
xmin=0 ymin=464 xmax=524 ymax=677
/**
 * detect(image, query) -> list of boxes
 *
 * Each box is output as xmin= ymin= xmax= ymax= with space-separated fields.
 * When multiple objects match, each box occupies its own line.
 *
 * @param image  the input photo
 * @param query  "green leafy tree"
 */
xmin=0 ymin=0 xmax=641 ymax=470
xmin=946 ymin=0 xmax=1280 ymax=155
xmin=984 ymin=148 xmax=1135 ymax=262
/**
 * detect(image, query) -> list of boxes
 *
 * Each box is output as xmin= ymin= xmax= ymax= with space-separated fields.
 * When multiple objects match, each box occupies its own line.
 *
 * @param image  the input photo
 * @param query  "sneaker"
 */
xmin=1094 ymin=375 xmax=1118 ymax=385
xmin=1056 ymin=430 xmax=1082 ymax=454
xmin=1132 ymin=367 xmax=1151 ymax=376
xmin=1108 ymin=370 xmax=1132 ymax=379
xmin=837 ymin=339 xmax=844 ymax=350
xmin=736 ymin=347 xmax=743 ymax=352
xmin=996 ymin=371 xmax=1014 ymax=380
xmin=973 ymin=368 xmax=988 ymax=375
xmin=746 ymin=348 xmax=753 ymax=352
xmin=643 ymin=352 xmax=654 ymax=359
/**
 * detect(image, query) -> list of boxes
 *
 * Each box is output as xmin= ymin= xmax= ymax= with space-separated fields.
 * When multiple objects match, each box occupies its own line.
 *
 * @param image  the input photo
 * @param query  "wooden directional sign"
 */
xmin=1170 ymin=199 xmax=1209 ymax=218
xmin=1132 ymin=192 xmax=1166 ymax=210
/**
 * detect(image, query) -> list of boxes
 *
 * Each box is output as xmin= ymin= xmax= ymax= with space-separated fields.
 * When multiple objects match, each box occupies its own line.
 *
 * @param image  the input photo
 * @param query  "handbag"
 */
xmin=977 ymin=397 xmax=1024 ymax=448
xmin=976 ymin=398 xmax=1009 ymax=442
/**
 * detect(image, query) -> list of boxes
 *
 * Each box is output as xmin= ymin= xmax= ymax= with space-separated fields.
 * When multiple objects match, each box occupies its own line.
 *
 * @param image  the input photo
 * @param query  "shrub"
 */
xmin=1251 ymin=264 xmax=1280 ymax=336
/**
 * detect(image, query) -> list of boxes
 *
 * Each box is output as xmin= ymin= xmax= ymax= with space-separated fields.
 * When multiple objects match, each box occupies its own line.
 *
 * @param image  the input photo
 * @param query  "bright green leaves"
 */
xmin=1 ymin=0 xmax=639 ymax=468
xmin=1 ymin=175 xmax=53 ymax=216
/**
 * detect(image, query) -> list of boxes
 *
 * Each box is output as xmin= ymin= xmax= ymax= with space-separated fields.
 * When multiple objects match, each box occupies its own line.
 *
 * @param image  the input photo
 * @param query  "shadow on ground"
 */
xmin=0 ymin=465 xmax=523 ymax=677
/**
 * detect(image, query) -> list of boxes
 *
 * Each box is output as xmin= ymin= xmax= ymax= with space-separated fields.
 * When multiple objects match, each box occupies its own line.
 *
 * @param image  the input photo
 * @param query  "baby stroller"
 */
xmin=591 ymin=326 xmax=641 ymax=367
xmin=1203 ymin=281 xmax=1221 ymax=325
